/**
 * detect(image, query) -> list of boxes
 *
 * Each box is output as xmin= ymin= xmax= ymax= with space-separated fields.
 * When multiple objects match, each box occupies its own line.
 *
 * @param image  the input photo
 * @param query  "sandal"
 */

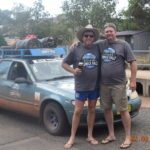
xmin=120 ymin=143 xmax=132 ymax=149
xmin=64 ymin=142 xmax=74 ymax=149
xmin=101 ymin=138 xmax=116 ymax=144
xmin=86 ymin=138 xmax=99 ymax=145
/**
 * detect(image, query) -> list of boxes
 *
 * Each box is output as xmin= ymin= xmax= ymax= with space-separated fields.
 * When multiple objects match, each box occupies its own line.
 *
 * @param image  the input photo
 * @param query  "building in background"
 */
xmin=117 ymin=30 xmax=150 ymax=50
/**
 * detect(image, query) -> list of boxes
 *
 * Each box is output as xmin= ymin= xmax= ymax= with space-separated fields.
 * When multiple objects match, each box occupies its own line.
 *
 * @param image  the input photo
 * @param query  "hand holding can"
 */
xmin=78 ymin=62 xmax=84 ymax=70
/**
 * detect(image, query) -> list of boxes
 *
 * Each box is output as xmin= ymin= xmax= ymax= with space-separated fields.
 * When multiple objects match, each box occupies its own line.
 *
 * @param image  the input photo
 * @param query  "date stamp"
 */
xmin=131 ymin=135 xmax=150 ymax=143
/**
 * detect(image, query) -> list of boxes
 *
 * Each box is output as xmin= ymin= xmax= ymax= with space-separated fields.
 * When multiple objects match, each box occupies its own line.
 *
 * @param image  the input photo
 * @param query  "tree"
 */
xmin=0 ymin=0 xmax=121 ymax=44
xmin=28 ymin=0 xmax=52 ymax=38
xmin=0 ymin=10 xmax=12 ymax=26
xmin=119 ymin=0 xmax=150 ymax=30
xmin=89 ymin=0 xmax=116 ymax=28
xmin=0 ymin=1 xmax=52 ymax=39
xmin=50 ymin=15 xmax=73 ymax=45
xmin=62 ymin=0 xmax=117 ymax=31
xmin=30 ymin=0 xmax=50 ymax=21
xmin=10 ymin=4 xmax=32 ymax=38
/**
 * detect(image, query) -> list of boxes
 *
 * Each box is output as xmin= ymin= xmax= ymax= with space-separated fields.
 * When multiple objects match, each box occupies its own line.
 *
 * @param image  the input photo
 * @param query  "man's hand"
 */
xmin=70 ymin=41 xmax=80 ymax=49
xmin=73 ymin=68 xmax=82 ymax=75
xmin=129 ymin=80 xmax=136 ymax=91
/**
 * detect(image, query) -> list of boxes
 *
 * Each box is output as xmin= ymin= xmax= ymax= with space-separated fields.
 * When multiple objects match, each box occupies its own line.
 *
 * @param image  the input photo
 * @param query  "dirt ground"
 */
xmin=140 ymin=96 xmax=150 ymax=108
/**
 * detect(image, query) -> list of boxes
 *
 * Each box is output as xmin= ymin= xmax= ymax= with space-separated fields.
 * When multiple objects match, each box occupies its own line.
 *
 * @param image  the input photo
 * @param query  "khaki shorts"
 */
xmin=100 ymin=84 xmax=128 ymax=112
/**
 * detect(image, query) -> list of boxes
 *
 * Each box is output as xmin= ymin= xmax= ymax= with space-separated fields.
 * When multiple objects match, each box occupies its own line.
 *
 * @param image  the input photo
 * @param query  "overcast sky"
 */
xmin=0 ymin=0 xmax=128 ymax=16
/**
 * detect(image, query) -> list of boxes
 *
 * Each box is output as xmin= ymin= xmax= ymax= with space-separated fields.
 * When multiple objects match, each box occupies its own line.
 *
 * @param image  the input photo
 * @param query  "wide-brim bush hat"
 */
xmin=77 ymin=24 xmax=99 ymax=42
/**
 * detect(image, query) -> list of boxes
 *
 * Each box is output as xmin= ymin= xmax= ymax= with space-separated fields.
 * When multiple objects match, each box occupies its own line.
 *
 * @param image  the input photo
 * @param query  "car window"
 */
xmin=0 ymin=60 xmax=12 ymax=80
xmin=29 ymin=59 xmax=72 ymax=81
xmin=8 ymin=62 xmax=29 ymax=81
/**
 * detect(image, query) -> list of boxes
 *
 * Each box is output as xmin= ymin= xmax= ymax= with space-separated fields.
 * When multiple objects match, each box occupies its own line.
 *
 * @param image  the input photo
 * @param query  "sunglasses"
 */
xmin=83 ymin=34 xmax=94 ymax=38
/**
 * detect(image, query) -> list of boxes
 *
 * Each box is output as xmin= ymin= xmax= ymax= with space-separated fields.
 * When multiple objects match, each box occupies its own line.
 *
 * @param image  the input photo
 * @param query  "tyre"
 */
xmin=43 ymin=102 xmax=69 ymax=135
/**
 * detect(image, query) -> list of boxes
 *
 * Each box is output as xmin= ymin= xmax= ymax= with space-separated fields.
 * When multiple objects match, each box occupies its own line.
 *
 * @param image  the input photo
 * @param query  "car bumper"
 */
xmin=66 ymin=97 xmax=141 ymax=126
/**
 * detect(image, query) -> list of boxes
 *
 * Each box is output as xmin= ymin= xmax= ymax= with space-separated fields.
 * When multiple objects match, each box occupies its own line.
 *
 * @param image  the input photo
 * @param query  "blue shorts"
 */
xmin=75 ymin=89 xmax=99 ymax=101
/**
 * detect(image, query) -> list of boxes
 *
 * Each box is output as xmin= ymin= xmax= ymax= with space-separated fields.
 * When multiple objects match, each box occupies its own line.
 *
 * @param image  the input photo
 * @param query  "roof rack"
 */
xmin=0 ymin=48 xmax=55 ymax=59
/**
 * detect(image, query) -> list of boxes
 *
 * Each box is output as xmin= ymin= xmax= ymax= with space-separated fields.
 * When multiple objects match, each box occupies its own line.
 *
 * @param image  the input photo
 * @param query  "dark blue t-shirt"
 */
xmin=63 ymin=44 xmax=100 ymax=91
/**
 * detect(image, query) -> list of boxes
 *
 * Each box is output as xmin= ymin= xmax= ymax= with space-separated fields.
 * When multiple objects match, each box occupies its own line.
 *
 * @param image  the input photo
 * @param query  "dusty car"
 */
xmin=0 ymin=49 xmax=141 ymax=135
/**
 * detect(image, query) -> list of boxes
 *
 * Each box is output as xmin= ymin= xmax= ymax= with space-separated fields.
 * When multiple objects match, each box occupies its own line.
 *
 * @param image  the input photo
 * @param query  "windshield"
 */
xmin=29 ymin=59 xmax=72 ymax=81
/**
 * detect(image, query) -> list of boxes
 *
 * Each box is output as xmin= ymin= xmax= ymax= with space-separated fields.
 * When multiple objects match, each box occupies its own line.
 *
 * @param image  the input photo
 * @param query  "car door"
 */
xmin=0 ymin=60 xmax=13 ymax=106
xmin=0 ymin=61 xmax=38 ymax=116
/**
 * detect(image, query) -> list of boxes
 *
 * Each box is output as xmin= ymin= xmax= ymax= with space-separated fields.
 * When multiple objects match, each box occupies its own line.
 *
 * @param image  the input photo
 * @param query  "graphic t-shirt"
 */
xmin=102 ymin=47 xmax=117 ymax=62
xmin=63 ymin=44 xmax=100 ymax=91
xmin=98 ymin=39 xmax=136 ymax=84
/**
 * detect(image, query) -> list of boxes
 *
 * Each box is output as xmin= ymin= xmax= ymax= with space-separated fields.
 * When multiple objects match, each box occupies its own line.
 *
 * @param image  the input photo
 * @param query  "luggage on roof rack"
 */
xmin=39 ymin=37 xmax=57 ymax=48
xmin=16 ymin=38 xmax=42 ymax=49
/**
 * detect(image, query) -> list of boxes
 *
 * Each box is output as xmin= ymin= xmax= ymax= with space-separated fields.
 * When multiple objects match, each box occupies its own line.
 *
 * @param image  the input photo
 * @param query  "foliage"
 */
xmin=89 ymin=0 xmax=116 ymax=28
xmin=0 ymin=0 xmax=73 ymax=44
xmin=10 ymin=4 xmax=32 ymax=38
xmin=50 ymin=16 xmax=73 ymax=45
xmin=0 ymin=10 xmax=12 ymax=25
xmin=62 ymin=0 xmax=117 ymax=31
xmin=118 ymin=0 xmax=150 ymax=30
xmin=30 ymin=0 xmax=50 ymax=21
xmin=0 ymin=0 xmax=150 ymax=45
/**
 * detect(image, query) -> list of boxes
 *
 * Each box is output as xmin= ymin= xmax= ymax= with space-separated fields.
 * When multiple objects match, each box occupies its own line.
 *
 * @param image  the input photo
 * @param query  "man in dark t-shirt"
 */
xmin=62 ymin=25 xmax=100 ymax=149
xmin=98 ymin=23 xmax=137 ymax=149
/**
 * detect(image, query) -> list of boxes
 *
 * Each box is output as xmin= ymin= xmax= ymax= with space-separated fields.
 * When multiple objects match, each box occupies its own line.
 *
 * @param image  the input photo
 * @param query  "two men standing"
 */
xmin=62 ymin=22 xmax=137 ymax=149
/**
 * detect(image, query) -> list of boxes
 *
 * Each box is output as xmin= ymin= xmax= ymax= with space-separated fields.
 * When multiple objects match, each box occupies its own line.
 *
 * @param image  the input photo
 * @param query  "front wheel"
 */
xmin=43 ymin=102 xmax=69 ymax=135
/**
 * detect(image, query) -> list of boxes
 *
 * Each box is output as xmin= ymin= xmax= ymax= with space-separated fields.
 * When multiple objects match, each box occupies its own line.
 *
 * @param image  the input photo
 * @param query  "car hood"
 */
xmin=38 ymin=78 xmax=75 ymax=99
xmin=49 ymin=78 xmax=74 ymax=92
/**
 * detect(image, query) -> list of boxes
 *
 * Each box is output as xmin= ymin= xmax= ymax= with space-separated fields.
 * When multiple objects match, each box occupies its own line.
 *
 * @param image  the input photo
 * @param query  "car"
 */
xmin=0 ymin=49 xmax=141 ymax=135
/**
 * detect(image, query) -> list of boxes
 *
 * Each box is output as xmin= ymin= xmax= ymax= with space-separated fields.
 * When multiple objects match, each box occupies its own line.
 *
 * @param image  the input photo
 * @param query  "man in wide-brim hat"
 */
xmin=76 ymin=24 xmax=99 ymax=42
xmin=62 ymin=25 xmax=100 ymax=149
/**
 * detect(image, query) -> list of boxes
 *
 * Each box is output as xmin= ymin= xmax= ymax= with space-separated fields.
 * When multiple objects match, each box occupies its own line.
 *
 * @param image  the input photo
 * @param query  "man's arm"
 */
xmin=129 ymin=61 xmax=137 ymax=91
xmin=61 ymin=63 xmax=82 ymax=75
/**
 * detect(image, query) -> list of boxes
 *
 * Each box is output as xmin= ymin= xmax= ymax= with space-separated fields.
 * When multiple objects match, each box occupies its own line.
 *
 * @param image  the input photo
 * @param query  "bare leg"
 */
xmin=87 ymin=100 xmax=98 ymax=143
xmin=103 ymin=108 xmax=116 ymax=140
xmin=120 ymin=110 xmax=131 ymax=144
xmin=64 ymin=100 xmax=84 ymax=148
